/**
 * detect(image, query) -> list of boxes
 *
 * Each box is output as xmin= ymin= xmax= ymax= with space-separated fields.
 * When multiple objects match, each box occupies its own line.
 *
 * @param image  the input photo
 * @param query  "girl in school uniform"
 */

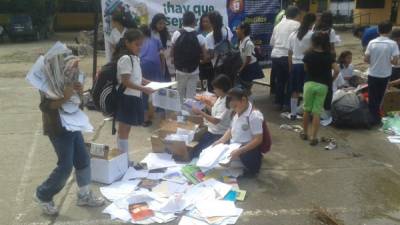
xmin=288 ymin=13 xmax=316 ymax=120
xmin=107 ymin=12 xmax=127 ymax=62
xmin=192 ymin=75 xmax=233 ymax=157
xmin=198 ymin=13 xmax=214 ymax=91
xmin=115 ymin=29 xmax=156 ymax=162
xmin=236 ymin=22 xmax=264 ymax=93
xmin=150 ymin=14 xmax=171 ymax=81
xmin=213 ymin=88 xmax=264 ymax=175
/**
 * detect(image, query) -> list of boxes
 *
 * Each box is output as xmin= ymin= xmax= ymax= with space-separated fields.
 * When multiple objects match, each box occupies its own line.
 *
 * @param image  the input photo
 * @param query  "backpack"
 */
xmin=92 ymin=56 xmax=132 ymax=117
xmin=244 ymin=39 xmax=263 ymax=62
xmin=215 ymin=27 xmax=242 ymax=83
xmin=174 ymin=29 xmax=201 ymax=73
xmin=245 ymin=108 xmax=272 ymax=154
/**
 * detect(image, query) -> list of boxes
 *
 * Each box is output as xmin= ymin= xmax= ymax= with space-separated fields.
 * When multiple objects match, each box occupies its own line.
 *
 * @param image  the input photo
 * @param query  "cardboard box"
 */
xmin=167 ymin=113 xmax=205 ymax=126
xmin=91 ymin=150 xmax=128 ymax=184
xmin=85 ymin=143 xmax=110 ymax=159
xmin=160 ymin=119 xmax=207 ymax=141
xmin=383 ymin=88 xmax=400 ymax=114
xmin=151 ymin=129 xmax=199 ymax=162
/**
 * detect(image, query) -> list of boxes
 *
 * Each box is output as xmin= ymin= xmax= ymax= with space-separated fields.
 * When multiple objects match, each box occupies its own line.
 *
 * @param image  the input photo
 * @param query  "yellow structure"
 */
xmin=54 ymin=13 xmax=95 ymax=30
xmin=309 ymin=0 xmax=331 ymax=13
xmin=353 ymin=0 xmax=400 ymax=25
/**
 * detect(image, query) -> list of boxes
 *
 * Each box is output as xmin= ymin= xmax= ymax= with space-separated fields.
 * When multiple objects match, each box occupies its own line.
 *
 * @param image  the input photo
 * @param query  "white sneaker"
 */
xmin=77 ymin=191 xmax=105 ymax=207
xmin=33 ymin=193 xmax=59 ymax=216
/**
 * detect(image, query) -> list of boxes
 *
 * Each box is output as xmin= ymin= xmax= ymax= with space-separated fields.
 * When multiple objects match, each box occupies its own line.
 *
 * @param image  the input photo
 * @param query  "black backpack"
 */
xmin=174 ymin=29 xmax=201 ymax=73
xmin=92 ymin=56 xmax=132 ymax=117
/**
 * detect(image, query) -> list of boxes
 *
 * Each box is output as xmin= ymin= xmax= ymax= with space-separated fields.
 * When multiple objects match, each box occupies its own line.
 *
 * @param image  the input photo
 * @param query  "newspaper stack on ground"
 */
xmin=101 ymin=144 xmax=246 ymax=225
xmin=26 ymin=42 xmax=93 ymax=132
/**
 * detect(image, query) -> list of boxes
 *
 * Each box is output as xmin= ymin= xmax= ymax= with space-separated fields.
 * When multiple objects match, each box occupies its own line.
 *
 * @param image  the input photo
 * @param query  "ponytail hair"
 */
xmin=337 ymin=51 xmax=352 ymax=69
xmin=208 ymin=11 xmax=224 ymax=43
xmin=311 ymin=31 xmax=331 ymax=53
xmin=297 ymin=13 xmax=316 ymax=41
xmin=112 ymin=29 xmax=144 ymax=61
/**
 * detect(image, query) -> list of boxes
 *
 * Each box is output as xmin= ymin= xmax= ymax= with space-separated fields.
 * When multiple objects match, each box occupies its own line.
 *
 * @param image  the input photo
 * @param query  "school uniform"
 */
xmin=238 ymin=36 xmax=264 ymax=91
xmin=171 ymin=27 xmax=206 ymax=103
xmin=106 ymin=28 xmax=126 ymax=62
xmin=288 ymin=30 xmax=313 ymax=94
xmin=193 ymin=96 xmax=232 ymax=157
xmin=206 ymin=26 xmax=234 ymax=67
xmin=230 ymin=103 xmax=264 ymax=174
xmin=270 ymin=18 xmax=300 ymax=106
xmin=365 ymin=36 xmax=400 ymax=123
xmin=116 ymin=55 xmax=144 ymax=126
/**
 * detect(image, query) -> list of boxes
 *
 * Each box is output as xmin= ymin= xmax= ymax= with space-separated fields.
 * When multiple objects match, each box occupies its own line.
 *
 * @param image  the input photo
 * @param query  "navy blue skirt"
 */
xmin=289 ymin=63 xmax=306 ymax=94
xmin=239 ymin=62 xmax=264 ymax=82
xmin=116 ymin=94 xmax=144 ymax=126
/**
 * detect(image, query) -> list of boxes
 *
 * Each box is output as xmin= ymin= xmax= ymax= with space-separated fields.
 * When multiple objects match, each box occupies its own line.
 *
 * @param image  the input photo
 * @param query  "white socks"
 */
xmin=290 ymin=98 xmax=298 ymax=116
xmin=79 ymin=185 xmax=90 ymax=196
xmin=117 ymin=138 xmax=129 ymax=153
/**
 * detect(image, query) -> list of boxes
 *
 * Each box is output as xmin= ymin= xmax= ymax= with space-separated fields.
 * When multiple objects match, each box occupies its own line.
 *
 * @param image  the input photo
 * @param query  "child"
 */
xmin=107 ymin=12 xmax=127 ymax=62
xmin=198 ymin=13 xmax=214 ymax=91
xmin=236 ymin=22 xmax=264 ymax=93
xmin=301 ymin=31 xmax=339 ymax=145
xmin=333 ymin=51 xmax=353 ymax=91
xmin=139 ymin=25 xmax=167 ymax=127
xmin=192 ymin=75 xmax=232 ymax=157
xmin=35 ymin=84 xmax=104 ymax=216
xmin=365 ymin=21 xmax=399 ymax=125
xmin=288 ymin=12 xmax=316 ymax=120
xmin=213 ymin=87 xmax=264 ymax=175
xmin=171 ymin=11 xmax=208 ymax=103
xmin=150 ymin=14 xmax=171 ymax=80
xmin=115 ymin=29 xmax=156 ymax=163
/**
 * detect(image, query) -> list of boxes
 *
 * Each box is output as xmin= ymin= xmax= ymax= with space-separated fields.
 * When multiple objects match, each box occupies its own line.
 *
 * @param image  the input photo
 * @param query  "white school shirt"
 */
xmin=106 ymin=28 xmax=126 ymax=62
xmin=288 ymin=30 xmax=313 ymax=64
xmin=239 ymin=36 xmax=257 ymax=64
xmin=230 ymin=103 xmax=264 ymax=144
xmin=270 ymin=18 xmax=300 ymax=58
xmin=206 ymin=96 xmax=232 ymax=135
xmin=332 ymin=72 xmax=346 ymax=93
xmin=171 ymin=26 xmax=206 ymax=75
xmin=206 ymin=26 xmax=234 ymax=66
xmin=117 ymin=55 xmax=143 ymax=97
xmin=340 ymin=64 xmax=354 ymax=79
xmin=365 ymin=36 xmax=400 ymax=78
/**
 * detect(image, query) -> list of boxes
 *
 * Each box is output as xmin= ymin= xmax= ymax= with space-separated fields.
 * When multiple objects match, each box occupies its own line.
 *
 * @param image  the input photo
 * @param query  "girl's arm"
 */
xmin=142 ymin=78 xmax=151 ymax=85
xmin=192 ymin=108 xmax=220 ymax=125
xmin=213 ymin=129 xmax=232 ymax=146
xmin=389 ymin=78 xmax=400 ymax=87
xmin=332 ymin=62 xmax=340 ymax=81
xmin=120 ymin=74 xmax=154 ymax=95
xmin=288 ymin=49 xmax=293 ymax=73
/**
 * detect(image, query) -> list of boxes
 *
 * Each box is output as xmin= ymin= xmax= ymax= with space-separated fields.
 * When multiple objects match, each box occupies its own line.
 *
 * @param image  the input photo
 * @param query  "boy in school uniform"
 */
xmin=35 ymin=84 xmax=104 ymax=216
xmin=364 ymin=21 xmax=400 ymax=125
xmin=270 ymin=6 xmax=301 ymax=110
xmin=171 ymin=11 xmax=208 ymax=103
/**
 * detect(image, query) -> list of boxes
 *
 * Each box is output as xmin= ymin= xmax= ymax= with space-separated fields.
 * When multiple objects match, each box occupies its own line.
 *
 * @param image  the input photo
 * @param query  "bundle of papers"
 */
xmin=59 ymin=108 xmax=93 ymax=133
xmin=102 ymin=151 xmax=246 ymax=225
xmin=183 ymin=99 xmax=205 ymax=111
xmin=145 ymin=81 xmax=177 ymax=90
xmin=164 ymin=128 xmax=195 ymax=145
xmin=197 ymin=143 xmax=242 ymax=172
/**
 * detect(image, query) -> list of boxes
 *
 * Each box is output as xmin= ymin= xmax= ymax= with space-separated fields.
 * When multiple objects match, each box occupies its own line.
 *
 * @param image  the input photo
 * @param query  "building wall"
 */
xmin=330 ymin=1 xmax=355 ymax=16
xmin=54 ymin=13 xmax=95 ymax=31
xmin=353 ymin=0 xmax=393 ymax=25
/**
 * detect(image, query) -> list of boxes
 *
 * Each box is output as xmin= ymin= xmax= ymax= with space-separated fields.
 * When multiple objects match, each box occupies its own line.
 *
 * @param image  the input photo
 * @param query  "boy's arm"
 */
xmin=40 ymin=85 xmax=76 ymax=111
xmin=332 ymin=62 xmax=340 ymax=80
xmin=391 ymin=55 xmax=399 ymax=66
xmin=364 ymin=54 xmax=370 ymax=64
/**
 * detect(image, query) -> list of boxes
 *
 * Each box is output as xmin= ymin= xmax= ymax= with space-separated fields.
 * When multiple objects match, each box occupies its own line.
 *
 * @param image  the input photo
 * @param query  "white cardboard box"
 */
xmin=91 ymin=152 xmax=128 ymax=184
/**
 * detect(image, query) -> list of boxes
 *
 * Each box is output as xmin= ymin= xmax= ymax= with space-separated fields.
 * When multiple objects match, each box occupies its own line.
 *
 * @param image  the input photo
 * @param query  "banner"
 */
xmin=101 ymin=0 xmax=281 ymax=65
xmin=227 ymin=0 xmax=281 ymax=65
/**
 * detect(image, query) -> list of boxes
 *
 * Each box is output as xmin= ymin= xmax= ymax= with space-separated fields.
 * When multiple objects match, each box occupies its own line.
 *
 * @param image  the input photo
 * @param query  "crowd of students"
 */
xmin=34 ymin=6 xmax=400 ymax=216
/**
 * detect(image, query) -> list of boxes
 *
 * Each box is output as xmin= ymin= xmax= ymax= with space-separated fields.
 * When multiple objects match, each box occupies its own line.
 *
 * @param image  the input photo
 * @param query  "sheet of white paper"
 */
xmin=220 ymin=208 xmax=243 ymax=225
xmin=147 ymin=172 xmax=165 ymax=180
xmin=218 ymin=143 xmax=242 ymax=165
xmin=388 ymin=136 xmax=400 ymax=143
xmin=179 ymin=216 xmax=209 ymax=225
xmin=162 ymin=167 xmax=187 ymax=184
xmin=152 ymin=89 xmax=181 ymax=112
xmin=59 ymin=109 xmax=93 ymax=132
xmin=122 ymin=167 xmax=149 ymax=181
xmin=100 ymin=180 xmax=141 ymax=201
xmin=146 ymin=81 xmax=177 ymax=90
xmin=201 ymin=178 xmax=232 ymax=199
xmin=102 ymin=203 xmax=131 ymax=222
xmin=197 ymin=144 xmax=229 ymax=171
xmin=155 ymin=194 xmax=190 ymax=213
xmin=141 ymin=153 xmax=178 ymax=170
xmin=26 ymin=56 xmax=50 ymax=93
xmin=184 ymin=184 xmax=217 ymax=207
xmin=195 ymin=200 xmax=241 ymax=217
xmin=176 ymin=128 xmax=195 ymax=144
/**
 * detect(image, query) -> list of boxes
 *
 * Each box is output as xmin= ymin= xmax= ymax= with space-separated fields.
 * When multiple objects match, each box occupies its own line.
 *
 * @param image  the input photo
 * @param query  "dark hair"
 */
xmin=208 ymin=11 xmax=224 ymax=43
xmin=227 ymin=87 xmax=250 ymax=101
xmin=113 ymin=29 xmax=144 ymax=61
xmin=238 ymin=22 xmax=251 ymax=36
xmin=391 ymin=28 xmax=400 ymax=39
xmin=183 ymin=11 xmax=196 ymax=27
xmin=212 ymin=74 xmax=232 ymax=93
xmin=139 ymin=24 xmax=151 ymax=37
xmin=112 ymin=11 xmax=124 ymax=25
xmin=311 ymin=31 xmax=331 ymax=53
xmin=297 ymin=13 xmax=316 ymax=40
xmin=337 ymin=51 xmax=352 ymax=69
xmin=150 ymin=13 xmax=169 ymax=48
xmin=315 ymin=11 xmax=333 ymax=31
xmin=378 ymin=20 xmax=393 ymax=34
xmin=353 ymin=25 xmax=367 ymax=37
xmin=285 ymin=6 xmax=300 ymax=19
xmin=198 ymin=14 xmax=209 ymax=33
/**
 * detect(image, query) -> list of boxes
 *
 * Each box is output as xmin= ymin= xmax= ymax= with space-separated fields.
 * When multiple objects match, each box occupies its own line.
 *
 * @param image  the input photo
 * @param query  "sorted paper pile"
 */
xmin=101 ymin=150 xmax=246 ymax=225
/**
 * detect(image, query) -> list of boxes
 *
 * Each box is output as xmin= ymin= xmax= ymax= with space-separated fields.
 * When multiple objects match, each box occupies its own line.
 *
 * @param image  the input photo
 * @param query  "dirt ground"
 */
xmin=1 ymin=31 xmax=400 ymax=225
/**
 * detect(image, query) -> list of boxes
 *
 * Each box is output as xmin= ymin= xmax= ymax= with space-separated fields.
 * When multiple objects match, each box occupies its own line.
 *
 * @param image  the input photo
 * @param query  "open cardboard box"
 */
xmin=166 ymin=113 xmax=205 ymax=126
xmin=90 ymin=148 xmax=128 ymax=184
xmin=151 ymin=129 xmax=199 ymax=162
xmin=160 ymin=119 xmax=207 ymax=142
